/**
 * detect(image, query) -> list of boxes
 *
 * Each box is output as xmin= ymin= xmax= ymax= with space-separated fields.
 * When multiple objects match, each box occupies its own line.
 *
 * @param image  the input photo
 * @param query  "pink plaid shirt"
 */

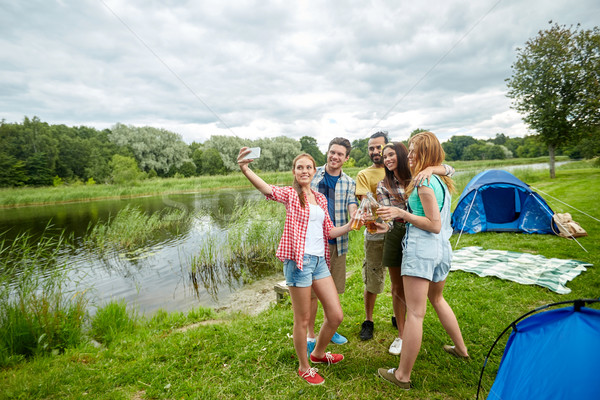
xmin=266 ymin=185 xmax=334 ymax=271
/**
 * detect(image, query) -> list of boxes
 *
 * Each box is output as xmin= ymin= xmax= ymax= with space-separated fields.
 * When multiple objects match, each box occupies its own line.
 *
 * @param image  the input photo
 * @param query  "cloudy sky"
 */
xmin=2 ymin=0 xmax=599 ymax=150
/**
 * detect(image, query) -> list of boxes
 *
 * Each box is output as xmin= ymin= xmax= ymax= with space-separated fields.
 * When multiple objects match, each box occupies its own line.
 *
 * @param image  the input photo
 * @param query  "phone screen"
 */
xmin=244 ymin=147 xmax=261 ymax=159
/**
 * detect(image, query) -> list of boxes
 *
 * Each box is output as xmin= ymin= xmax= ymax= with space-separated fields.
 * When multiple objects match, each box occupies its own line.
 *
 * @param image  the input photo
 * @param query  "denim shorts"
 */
xmin=401 ymin=224 xmax=451 ymax=283
xmin=284 ymin=254 xmax=330 ymax=288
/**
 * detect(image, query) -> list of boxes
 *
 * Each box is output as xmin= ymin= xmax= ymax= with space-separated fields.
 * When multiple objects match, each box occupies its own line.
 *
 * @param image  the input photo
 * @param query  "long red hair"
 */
xmin=406 ymin=132 xmax=455 ymax=196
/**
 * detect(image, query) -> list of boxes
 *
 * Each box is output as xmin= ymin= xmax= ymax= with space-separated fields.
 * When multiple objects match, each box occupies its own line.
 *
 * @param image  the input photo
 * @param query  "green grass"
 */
xmin=0 ymin=164 xmax=598 ymax=399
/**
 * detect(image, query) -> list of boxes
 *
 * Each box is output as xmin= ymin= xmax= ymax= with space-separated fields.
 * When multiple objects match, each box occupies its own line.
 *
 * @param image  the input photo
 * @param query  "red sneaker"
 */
xmin=310 ymin=352 xmax=344 ymax=365
xmin=298 ymin=367 xmax=324 ymax=385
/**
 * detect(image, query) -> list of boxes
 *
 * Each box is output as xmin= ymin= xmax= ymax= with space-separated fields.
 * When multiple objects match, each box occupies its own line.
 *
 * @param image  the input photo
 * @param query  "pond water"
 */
xmin=0 ymin=188 xmax=275 ymax=315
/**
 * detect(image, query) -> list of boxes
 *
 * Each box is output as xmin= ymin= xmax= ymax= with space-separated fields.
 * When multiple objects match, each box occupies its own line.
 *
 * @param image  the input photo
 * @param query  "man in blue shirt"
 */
xmin=306 ymin=137 xmax=358 ymax=353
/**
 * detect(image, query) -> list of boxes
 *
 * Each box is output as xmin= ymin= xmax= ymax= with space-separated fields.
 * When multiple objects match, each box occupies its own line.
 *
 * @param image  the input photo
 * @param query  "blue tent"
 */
xmin=478 ymin=300 xmax=600 ymax=400
xmin=451 ymin=170 xmax=555 ymax=234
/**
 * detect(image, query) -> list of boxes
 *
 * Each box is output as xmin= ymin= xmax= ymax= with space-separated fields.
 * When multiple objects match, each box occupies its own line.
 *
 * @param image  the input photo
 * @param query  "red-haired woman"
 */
xmin=237 ymin=147 xmax=355 ymax=386
xmin=377 ymin=142 xmax=455 ymax=357
xmin=376 ymin=133 xmax=468 ymax=390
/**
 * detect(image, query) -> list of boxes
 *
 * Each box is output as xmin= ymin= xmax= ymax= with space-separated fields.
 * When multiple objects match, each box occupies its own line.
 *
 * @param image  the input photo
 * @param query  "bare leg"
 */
xmin=307 ymin=296 xmax=318 ymax=339
xmin=388 ymin=267 xmax=406 ymax=338
xmin=364 ymin=290 xmax=377 ymax=321
xmin=428 ymin=280 xmax=468 ymax=357
xmin=288 ymin=286 xmax=313 ymax=372
xmin=395 ymin=276 xmax=429 ymax=383
xmin=311 ymin=276 xmax=343 ymax=358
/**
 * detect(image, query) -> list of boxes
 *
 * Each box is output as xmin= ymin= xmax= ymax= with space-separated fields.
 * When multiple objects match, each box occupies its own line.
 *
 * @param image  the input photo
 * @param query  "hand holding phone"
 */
xmin=243 ymin=147 xmax=261 ymax=159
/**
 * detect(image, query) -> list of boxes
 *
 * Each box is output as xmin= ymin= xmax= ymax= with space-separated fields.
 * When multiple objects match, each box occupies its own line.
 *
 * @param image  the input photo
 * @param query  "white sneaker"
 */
xmin=389 ymin=337 xmax=403 ymax=355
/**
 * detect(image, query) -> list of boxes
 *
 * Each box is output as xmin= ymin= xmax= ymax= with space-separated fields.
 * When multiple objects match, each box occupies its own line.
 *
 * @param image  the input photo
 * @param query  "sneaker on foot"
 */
xmin=298 ymin=367 xmax=324 ymax=385
xmin=310 ymin=352 xmax=344 ymax=365
xmin=330 ymin=331 xmax=348 ymax=345
xmin=388 ymin=337 xmax=403 ymax=356
xmin=307 ymin=339 xmax=316 ymax=358
xmin=359 ymin=320 xmax=374 ymax=341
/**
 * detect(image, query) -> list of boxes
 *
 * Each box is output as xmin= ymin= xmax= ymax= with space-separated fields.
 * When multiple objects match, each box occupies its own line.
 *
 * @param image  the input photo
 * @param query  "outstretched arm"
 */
xmin=237 ymin=147 xmax=272 ymax=196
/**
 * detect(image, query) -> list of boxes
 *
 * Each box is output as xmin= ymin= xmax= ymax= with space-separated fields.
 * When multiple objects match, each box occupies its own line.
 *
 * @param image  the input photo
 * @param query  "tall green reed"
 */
xmin=85 ymin=204 xmax=191 ymax=253
xmin=189 ymin=198 xmax=284 ymax=299
xmin=0 ymin=227 xmax=87 ymax=367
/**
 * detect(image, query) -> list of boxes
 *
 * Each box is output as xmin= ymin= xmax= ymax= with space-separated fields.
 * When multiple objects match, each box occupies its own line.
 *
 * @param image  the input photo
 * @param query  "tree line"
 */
xmin=1 ymin=116 xmax=596 ymax=188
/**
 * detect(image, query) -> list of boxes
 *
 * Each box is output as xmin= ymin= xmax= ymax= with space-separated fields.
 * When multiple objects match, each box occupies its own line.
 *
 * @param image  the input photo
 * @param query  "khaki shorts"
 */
xmin=362 ymin=239 xmax=386 ymax=294
xmin=311 ymin=243 xmax=347 ymax=298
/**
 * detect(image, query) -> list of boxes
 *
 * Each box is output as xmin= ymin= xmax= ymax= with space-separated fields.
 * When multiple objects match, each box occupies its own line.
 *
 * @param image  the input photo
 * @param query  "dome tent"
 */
xmin=451 ymin=169 xmax=555 ymax=234
xmin=477 ymin=299 xmax=600 ymax=400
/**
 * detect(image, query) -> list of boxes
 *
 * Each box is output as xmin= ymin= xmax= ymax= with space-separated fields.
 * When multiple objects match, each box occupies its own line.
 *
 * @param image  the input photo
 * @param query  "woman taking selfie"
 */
xmin=376 ymin=132 xmax=468 ymax=390
xmin=237 ymin=147 xmax=354 ymax=386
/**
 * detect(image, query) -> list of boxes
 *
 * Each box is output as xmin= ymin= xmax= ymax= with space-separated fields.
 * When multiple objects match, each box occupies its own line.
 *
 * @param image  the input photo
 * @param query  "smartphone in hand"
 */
xmin=243 ymin=147 xmax=261 ymax=159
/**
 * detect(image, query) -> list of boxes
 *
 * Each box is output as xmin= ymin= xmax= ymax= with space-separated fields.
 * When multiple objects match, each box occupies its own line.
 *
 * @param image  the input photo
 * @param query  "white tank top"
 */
xmin=304 ymin=203 xmax=325 ymax=256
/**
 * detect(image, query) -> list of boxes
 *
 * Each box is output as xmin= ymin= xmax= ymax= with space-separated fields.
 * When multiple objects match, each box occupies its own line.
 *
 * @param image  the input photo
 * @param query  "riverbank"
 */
xmin=0 ymin=156 xmax=572 ymax=208
xmin=1 ymin=165 xmax=598 ymax=399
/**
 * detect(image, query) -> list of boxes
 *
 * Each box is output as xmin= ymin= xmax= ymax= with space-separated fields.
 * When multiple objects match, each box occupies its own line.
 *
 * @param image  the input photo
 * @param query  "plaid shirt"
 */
xmin=376 ymin=164 xmax=455 ymax=222
xmin=311 ymin=166 xmax=357 ymax=256
xmin=266 ymin=185 xmax=335 ymax=271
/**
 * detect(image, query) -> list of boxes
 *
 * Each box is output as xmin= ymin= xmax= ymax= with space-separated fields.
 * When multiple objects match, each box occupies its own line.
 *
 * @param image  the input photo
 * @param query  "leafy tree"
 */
xmin=463 ymin=143 xmax=507 ymax=160
xmin=109 ymin=124 xmax=191 ymax=176
xmin=26 ymin=152 xmax=54 ymax=186
xmin=491 ymin=133 xmax=509 ymax=145
xmin=109 ymin=154 xmax=143 ymax=184
xmin=441 ymin=136 xmax=478 ymax=161
xmin=0 ymin=152 xmax=28 ymax=187
xmin=191 ymin=148 xmax=204 ymax=175
xmin=566 ymin=125 xmax=600 ymax=158
xmin=252 ymin=136 xmax=302 ymax=171
xmin=506 ymin=22 xmax=600 ymax=178
xmin=350 ymin=138 xmax=370 ymax=167
xmin=201 ymin=148 xmax=227 ymax=175
xmin=515 ymin=135 xmax=547 ymax=158
xmin=203 ymin=135 xmax=248 ymax=172
xmin=300 ymin=136 xmax=325 ymax=165
xmin=178 ymin=161 xmax=197 ymax=177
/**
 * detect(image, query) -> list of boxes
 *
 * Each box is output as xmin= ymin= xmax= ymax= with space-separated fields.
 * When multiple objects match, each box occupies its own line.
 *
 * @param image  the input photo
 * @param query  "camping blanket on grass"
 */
xmin=451 ymin=246 xmax=591 ymax=294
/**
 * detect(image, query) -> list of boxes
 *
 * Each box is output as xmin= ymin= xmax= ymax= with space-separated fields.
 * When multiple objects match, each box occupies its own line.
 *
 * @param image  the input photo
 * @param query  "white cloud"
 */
xmin=1 ymin=0 xmax=598 ymax=151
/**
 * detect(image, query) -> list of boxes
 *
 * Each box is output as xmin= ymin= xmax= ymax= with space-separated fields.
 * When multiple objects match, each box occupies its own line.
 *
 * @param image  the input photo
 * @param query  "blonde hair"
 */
xmin=292 ymin=153 xmax=316 ymax=208
xmin=406 ymin=131 xmax=455 ymax=196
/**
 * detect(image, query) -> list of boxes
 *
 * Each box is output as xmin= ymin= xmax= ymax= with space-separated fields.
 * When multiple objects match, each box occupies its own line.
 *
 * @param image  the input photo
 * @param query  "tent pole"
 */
xmin=454 ymin=191 xmax=478 ymax=249
xmin=530 ymin=185 xmax=600 ymax=223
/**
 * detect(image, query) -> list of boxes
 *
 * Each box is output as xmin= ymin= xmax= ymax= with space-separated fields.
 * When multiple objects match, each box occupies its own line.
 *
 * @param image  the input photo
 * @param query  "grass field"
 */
xmin=0 ymin=161 xmax=598 ymax=399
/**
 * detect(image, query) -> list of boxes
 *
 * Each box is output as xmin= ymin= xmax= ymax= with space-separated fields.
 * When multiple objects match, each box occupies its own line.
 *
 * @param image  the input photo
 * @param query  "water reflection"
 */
xmin=0 ymin=189 xmax=282 ymax=314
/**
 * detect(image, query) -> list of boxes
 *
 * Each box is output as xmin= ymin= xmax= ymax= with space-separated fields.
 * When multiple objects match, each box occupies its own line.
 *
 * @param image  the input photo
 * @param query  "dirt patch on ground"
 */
xmin=214 ymin=274 xmax=286 ymax=316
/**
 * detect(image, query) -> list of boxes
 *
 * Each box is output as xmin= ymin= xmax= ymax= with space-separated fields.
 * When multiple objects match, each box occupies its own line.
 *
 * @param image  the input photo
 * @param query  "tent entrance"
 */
xmin=480 ymin=185 xmax=524 ymax=231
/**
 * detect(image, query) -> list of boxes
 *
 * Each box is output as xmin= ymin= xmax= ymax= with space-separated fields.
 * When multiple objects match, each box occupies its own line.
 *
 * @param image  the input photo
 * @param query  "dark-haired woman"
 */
xmin=376 ymin=142 xmax=454 ymax=356
xmin=237 ymin=147 xmax=355 ymax=386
